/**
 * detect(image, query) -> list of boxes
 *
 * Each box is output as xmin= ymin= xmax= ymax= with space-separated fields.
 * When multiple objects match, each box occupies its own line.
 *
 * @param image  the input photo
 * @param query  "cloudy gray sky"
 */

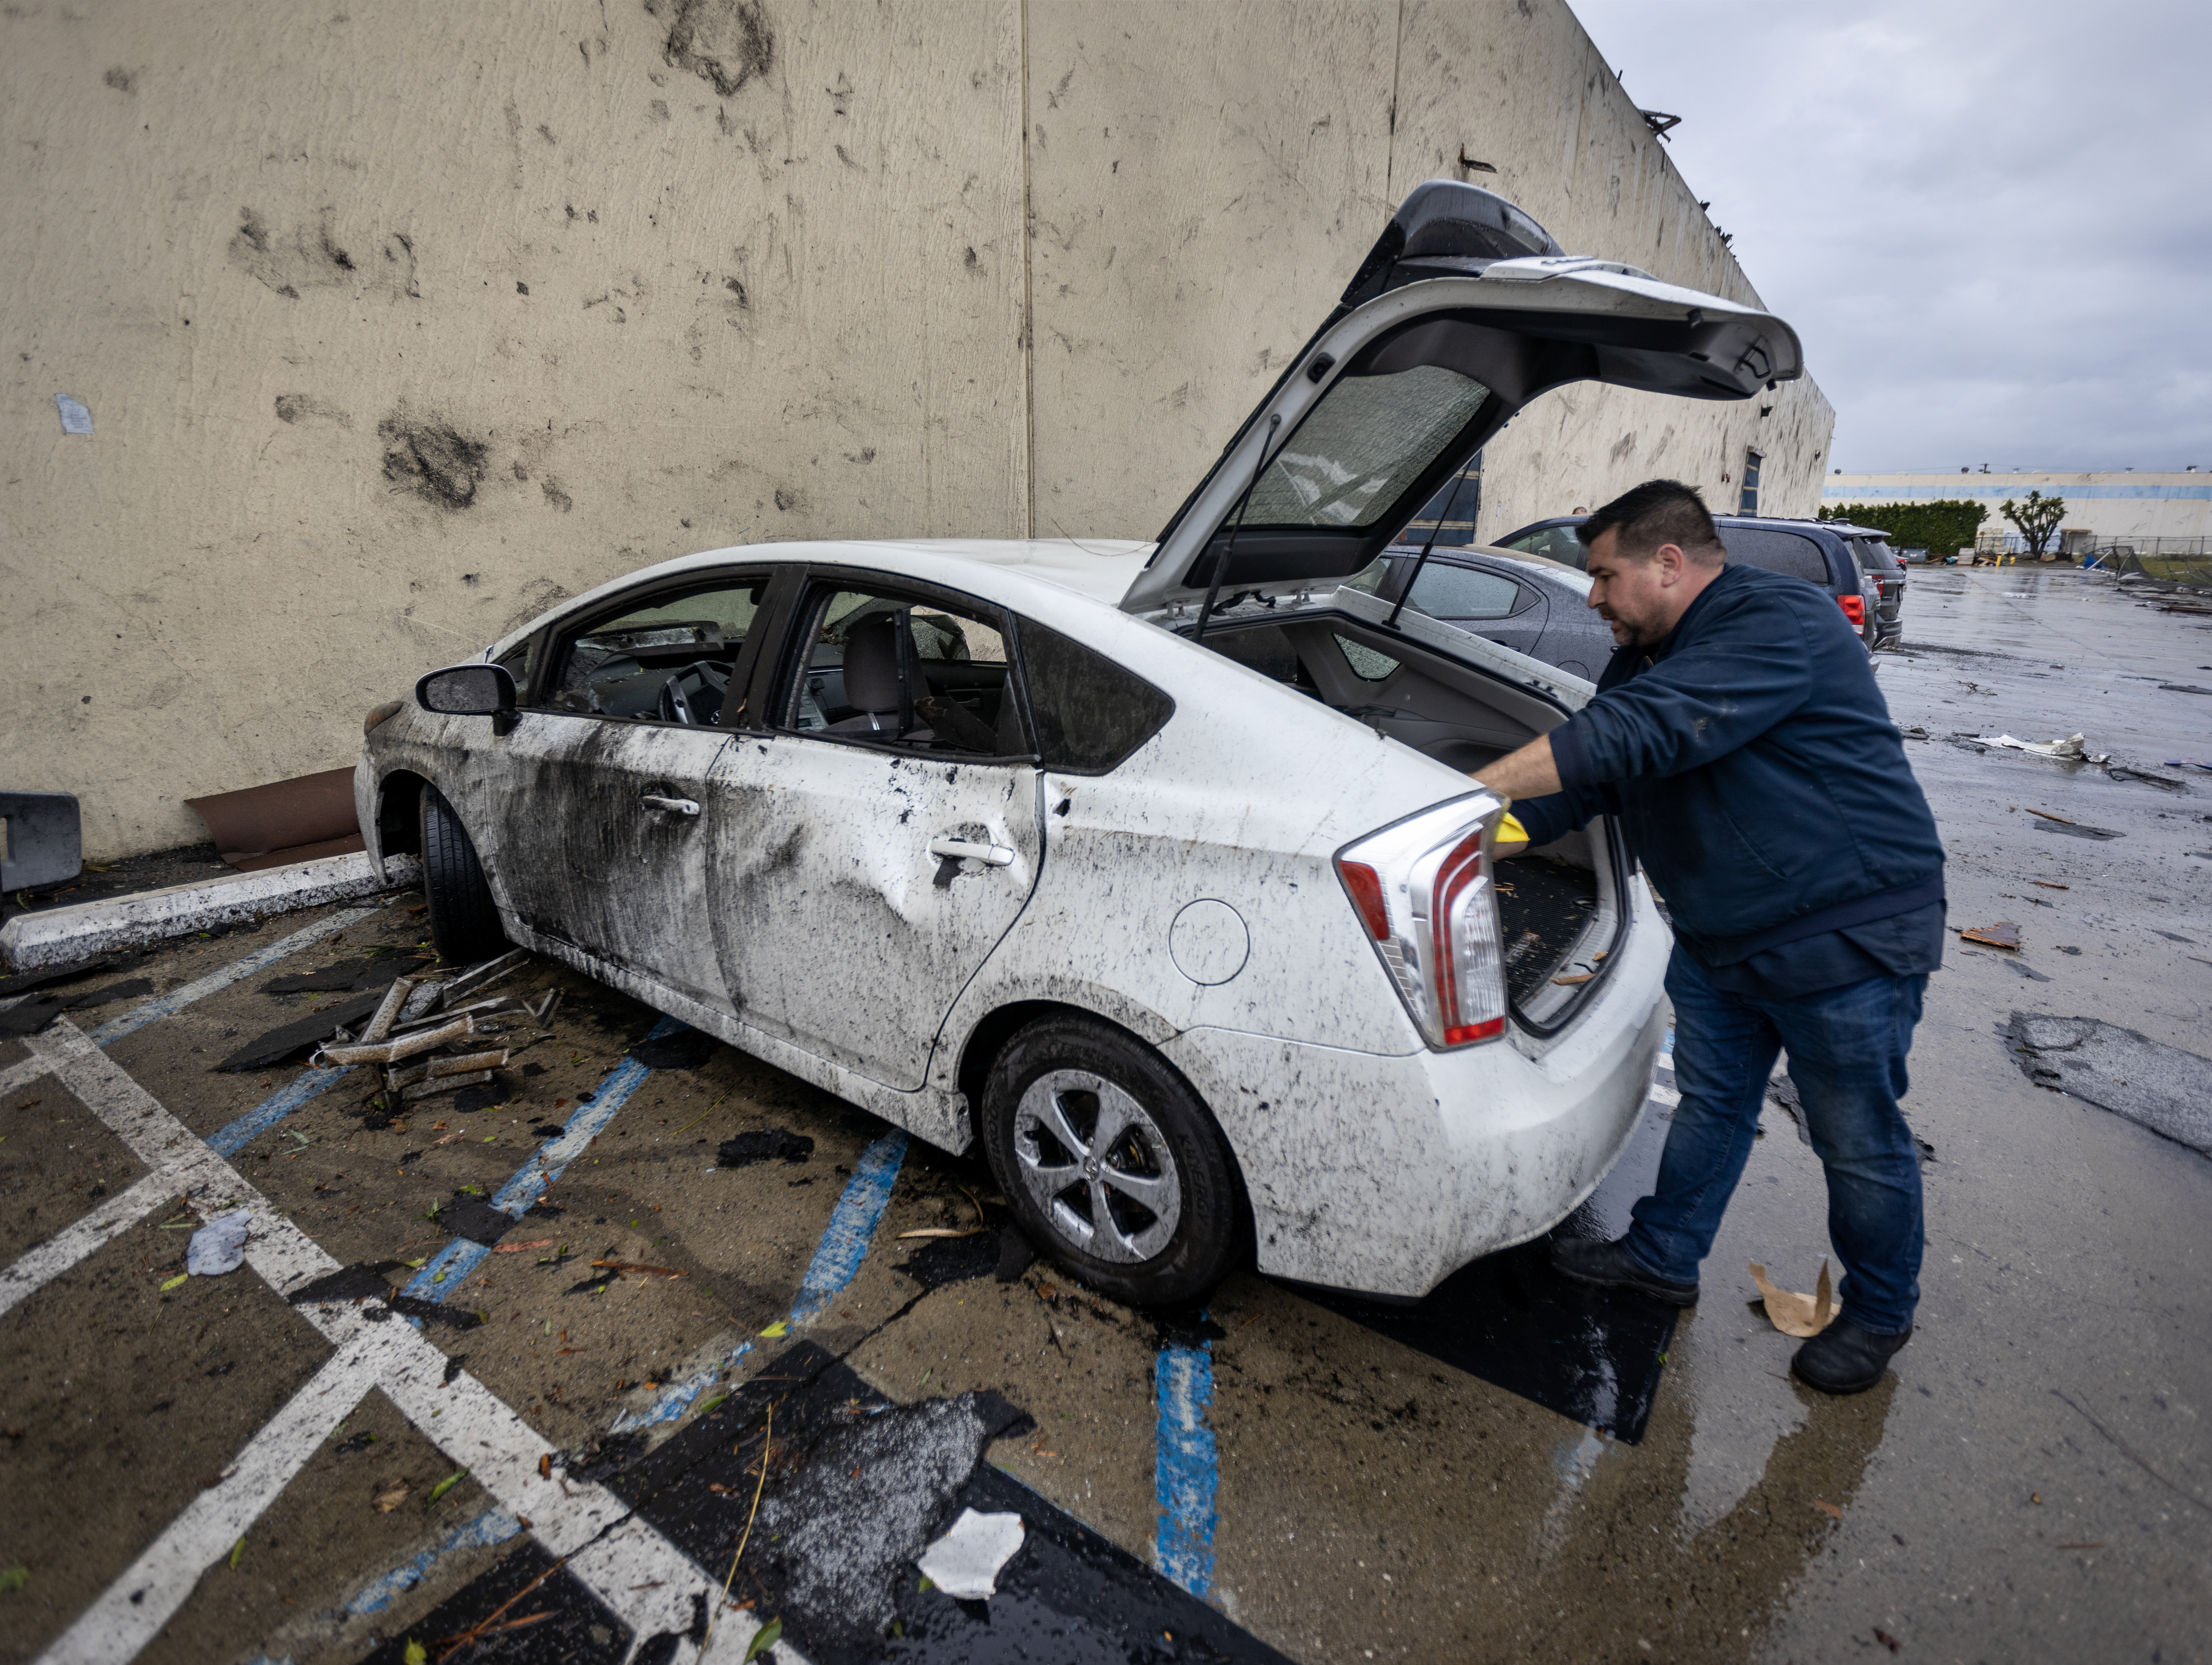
xmin=1570 ymin=0 xmax=2212 ymax=473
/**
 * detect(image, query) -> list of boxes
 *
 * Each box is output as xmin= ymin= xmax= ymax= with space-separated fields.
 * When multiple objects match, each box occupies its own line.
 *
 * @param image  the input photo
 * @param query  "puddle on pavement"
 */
xmin=1291 ymin=1098 xmax=1680 ymax=1441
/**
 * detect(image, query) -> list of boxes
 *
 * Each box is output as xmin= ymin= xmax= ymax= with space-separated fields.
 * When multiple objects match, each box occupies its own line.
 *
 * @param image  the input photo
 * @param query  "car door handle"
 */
xmin=928 ymin=837 xmax=1014 ymax=867
xmin=641 ymin=795 xmax=701 ymax=817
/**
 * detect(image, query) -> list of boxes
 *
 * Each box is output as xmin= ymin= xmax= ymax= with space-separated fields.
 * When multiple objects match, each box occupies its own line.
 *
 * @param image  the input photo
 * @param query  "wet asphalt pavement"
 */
xmin=1 ymin=564 xmax=2208 ymax=1665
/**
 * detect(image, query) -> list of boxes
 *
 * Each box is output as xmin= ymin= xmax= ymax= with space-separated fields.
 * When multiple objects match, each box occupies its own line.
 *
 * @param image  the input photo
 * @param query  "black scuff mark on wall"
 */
xmin=379 ymin=414 xmax=491 ymax=511
xmin=648 ymin=0 xmax=774 ymax=98
xmin=103 ymin=67 xmax=136 ymax=93
xmin=232 ymin=207 xmax=417 ymax=300
xmin=273 ymin=394 xmax=352 ymax=428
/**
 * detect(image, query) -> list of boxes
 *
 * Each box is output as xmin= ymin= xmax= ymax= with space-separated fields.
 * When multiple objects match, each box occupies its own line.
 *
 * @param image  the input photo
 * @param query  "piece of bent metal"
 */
xmin=434 ymin=947 xmax=530 ymax=1010
xmin=313 ymin=1013 xmax=475 ymax=1068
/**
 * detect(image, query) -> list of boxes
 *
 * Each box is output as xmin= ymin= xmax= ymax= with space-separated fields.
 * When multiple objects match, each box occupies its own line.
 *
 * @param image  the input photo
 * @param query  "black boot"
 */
xmin=1792 ymin=1320 xmax=1912 ymax=1394
xmin=1549 ymin=1235 xmax=1700 ymax=1306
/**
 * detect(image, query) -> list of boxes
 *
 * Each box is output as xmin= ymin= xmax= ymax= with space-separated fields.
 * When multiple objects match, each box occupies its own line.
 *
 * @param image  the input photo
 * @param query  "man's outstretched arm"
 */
xmin=1472 ymin=734 xmax=1561 ymax=801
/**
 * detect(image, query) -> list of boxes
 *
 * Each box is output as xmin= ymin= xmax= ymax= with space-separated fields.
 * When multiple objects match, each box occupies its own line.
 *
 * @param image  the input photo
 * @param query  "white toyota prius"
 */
xmin=359 ymin=182 xmax=1803 ymax=1307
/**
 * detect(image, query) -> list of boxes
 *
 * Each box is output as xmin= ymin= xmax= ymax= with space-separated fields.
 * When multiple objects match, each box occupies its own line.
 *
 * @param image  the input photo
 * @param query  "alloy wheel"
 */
xmin=1011 ymin=1068 xmax=1181 ymax=1263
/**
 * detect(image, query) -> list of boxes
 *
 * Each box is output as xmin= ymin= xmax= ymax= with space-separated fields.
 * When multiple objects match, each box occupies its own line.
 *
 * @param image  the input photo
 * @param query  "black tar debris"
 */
xmin=716 ymin=1128 xmax=814 ymax=1168
xmin=215 ymin=986 xmax=388 ymax=1070
xmin=629 ymin=1027 xmax=721 ymax=1070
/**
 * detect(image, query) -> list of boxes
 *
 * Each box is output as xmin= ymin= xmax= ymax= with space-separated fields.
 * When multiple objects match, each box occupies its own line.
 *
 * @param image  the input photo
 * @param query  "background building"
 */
xmin=1825 ymin=471 xmax=2211 ymax=552
xmin=3 ymin=0 xmax=1833 ymax=858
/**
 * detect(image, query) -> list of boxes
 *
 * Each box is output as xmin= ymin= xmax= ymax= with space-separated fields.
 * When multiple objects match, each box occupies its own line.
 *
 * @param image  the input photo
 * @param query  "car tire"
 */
xmin=419 ymin=783 xmax=507 ymax=966
xmin=981 ymin=1013 xmax=1241 ymax=1308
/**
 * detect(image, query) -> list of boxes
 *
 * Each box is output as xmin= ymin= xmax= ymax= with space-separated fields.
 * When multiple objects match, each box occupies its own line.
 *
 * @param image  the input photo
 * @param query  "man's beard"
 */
xmin=1599 ymin=607 xmax=1661 ymax=648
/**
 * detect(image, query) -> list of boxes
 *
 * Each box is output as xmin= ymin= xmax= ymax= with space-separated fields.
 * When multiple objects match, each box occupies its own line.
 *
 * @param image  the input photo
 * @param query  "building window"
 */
xmin=1738 ymin=449 xmax=1763 ymax=515
xmin=1398 ymin=449 xmax=1484 ymax=547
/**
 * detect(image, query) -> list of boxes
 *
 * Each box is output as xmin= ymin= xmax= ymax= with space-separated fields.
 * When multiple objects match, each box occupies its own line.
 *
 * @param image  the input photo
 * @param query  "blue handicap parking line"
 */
xmin=612 ymin=1126 xmax=911 ymax=1433
xmin=207 ymin=1066 xmax=355 ymax=1157
xmin=791 ymin=1129 xmax=909 ymax=1325
xmin=342 ymin=1506 xmax=524 ymax=1616
xmin=1154 ymin=1327 xmax=1220 ymax=1598
xmin=400 ymin=1014 xmax=686 ymax=1314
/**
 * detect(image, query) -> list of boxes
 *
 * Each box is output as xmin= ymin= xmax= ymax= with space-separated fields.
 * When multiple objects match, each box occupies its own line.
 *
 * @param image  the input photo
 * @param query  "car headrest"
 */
xmin=843 ymin=614 xmax=902 ymax=712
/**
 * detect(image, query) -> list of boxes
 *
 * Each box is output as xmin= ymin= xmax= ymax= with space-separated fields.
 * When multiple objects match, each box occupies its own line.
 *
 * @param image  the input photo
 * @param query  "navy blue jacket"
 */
xmin=1516 ymin=563 xmax=1945 ymax=960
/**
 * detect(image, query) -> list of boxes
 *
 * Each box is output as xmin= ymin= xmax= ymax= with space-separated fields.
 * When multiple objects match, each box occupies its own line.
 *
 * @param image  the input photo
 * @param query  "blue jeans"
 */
xmin=1625 ymin=945 xmax=1927 ymax=1334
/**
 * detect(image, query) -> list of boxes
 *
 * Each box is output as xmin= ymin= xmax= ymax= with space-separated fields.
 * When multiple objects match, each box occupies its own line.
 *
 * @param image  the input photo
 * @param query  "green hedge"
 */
xmin=1819 ymin=499 xmax=1988 ymax=555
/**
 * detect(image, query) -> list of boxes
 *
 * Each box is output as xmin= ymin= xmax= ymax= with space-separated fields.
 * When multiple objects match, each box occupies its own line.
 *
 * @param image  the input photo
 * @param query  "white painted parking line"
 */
xmin=84 ymin=906 xmax=379 ymax=1047
xmin=35 ymin=1342 xmax=386 ymax=1665
xmin=0 ymin=1170 xmax=176 ymax=1319
xmin=12 ymin=1018 xmax=790 ymax=1665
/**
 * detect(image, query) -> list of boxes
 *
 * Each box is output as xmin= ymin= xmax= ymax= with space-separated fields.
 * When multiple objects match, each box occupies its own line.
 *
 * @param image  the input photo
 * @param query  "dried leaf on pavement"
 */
xmin=1748 ymin=1259 xmax=1838 ymax=1337
xmin=373 ymin=1482 xmax=412 ymax=1513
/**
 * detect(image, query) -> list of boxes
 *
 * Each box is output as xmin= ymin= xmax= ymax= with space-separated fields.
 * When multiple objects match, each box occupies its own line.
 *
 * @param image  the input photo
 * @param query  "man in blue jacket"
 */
xmin=1474 ymin=479 xmax=1944 ymax=1394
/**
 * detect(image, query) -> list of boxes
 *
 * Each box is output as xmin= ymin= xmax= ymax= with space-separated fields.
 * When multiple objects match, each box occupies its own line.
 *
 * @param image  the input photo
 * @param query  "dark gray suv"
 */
xmin=1494 ymin=514 xmax=1900 ymax=651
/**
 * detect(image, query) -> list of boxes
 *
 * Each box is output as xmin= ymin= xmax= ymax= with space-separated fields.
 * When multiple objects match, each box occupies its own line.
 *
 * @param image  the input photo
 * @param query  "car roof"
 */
xmin=1388 ymin=539 xmax=1591 ymax=585
xmin=485 ymin=537 xmax=1158 ymax=662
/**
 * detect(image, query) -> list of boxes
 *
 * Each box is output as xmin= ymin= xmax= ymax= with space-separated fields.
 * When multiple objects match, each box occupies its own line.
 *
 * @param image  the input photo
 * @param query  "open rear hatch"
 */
xmin=1122 ymin=179 xmax=1803 ymax=617
xmin=1125 ymin=181 xmax=1802 ymax=1036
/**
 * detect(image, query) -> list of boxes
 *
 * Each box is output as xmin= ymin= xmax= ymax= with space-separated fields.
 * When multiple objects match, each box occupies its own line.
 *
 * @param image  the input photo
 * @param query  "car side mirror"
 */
xmin=415 ymin=663 xmax=518 ymax=724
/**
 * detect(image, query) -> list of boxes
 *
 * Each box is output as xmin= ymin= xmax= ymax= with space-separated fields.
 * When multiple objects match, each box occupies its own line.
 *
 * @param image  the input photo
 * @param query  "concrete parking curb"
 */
xmin=0 ymin=850 xmax=422 ymax=971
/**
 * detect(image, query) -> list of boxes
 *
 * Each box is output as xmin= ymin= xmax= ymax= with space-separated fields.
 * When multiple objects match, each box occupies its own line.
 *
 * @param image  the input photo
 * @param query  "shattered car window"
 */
xmin=547 ymin=580 xmax=764 ymax=723
xmin=1245 ymin=365 xmax=1490 ymax=530
xmin=1333 ymin=634 xmax=1402 ymax=683
xmin=1019 ymin=620 xmax=1174 ymax=774
xmin=785 ymin=586 xmax=1023 ymax=757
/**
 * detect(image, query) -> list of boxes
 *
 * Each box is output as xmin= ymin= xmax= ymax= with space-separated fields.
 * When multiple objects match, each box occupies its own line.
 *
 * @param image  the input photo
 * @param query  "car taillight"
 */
xmin=1839 ymin=593 xmax=1866 ymax=627
xmin=1335 ymin=796 xmax=1510 ymax=1049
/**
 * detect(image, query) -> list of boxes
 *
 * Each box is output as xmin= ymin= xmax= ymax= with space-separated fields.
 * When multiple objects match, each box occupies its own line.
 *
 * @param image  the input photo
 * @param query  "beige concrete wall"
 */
xmin=1 ymin=0 xmax=1830 ymax=860
xmin=1026 ymin=0 xmax=1835 ymax=542
xmin=1826 ymin=473 xmax=2212 ymax=543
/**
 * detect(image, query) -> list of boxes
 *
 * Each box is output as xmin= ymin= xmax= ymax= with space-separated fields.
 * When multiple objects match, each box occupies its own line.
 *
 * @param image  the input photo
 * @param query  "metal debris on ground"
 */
xmin=185 ymin=1209 xmax=252 ymax=1276
xmin=1968 ymin=732 xmax=2110 ymax=763
xmin=915 ymin=1508 xmax=1026 ymax=1600
xmin=1748 ymin=1259 xmax=1838 ymax=1338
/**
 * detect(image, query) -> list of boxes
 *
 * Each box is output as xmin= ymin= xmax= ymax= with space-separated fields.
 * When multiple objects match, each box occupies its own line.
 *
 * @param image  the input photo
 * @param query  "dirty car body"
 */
xmin=359 ymin=182 xmax=1802 ymax=1305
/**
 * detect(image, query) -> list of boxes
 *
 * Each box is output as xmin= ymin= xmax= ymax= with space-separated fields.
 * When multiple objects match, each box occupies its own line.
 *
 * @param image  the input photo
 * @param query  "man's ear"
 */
xmin=1653 ymin=541 xmax=1689 ymax=585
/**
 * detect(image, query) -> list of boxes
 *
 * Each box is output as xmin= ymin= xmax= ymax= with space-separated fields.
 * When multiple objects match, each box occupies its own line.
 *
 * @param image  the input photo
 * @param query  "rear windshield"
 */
xmin=1718 ymin=527 xmax=1831 ymax=586
xmin=1849 ymin=536 xmax=1901 ymax=572
xmin=1245 ymin=365 xmax=1491 ymax=530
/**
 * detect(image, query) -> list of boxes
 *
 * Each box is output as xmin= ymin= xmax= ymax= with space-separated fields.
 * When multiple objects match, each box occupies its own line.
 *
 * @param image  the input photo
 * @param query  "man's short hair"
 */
xmin=1577 ymin=479 xmax=1726 ymax=565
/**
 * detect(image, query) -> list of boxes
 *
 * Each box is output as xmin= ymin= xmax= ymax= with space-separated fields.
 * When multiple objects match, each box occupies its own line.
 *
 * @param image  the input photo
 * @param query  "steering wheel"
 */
xmin=656 ymin=659 xmax=732 ymax=725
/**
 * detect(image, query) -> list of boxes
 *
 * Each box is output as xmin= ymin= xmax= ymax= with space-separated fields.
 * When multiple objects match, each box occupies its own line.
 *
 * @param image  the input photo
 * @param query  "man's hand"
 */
xmin=1492 ymin=811 xmax=1531 ymax=858
xmin=1472 ymin=735 xmax=1562 ymax=801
